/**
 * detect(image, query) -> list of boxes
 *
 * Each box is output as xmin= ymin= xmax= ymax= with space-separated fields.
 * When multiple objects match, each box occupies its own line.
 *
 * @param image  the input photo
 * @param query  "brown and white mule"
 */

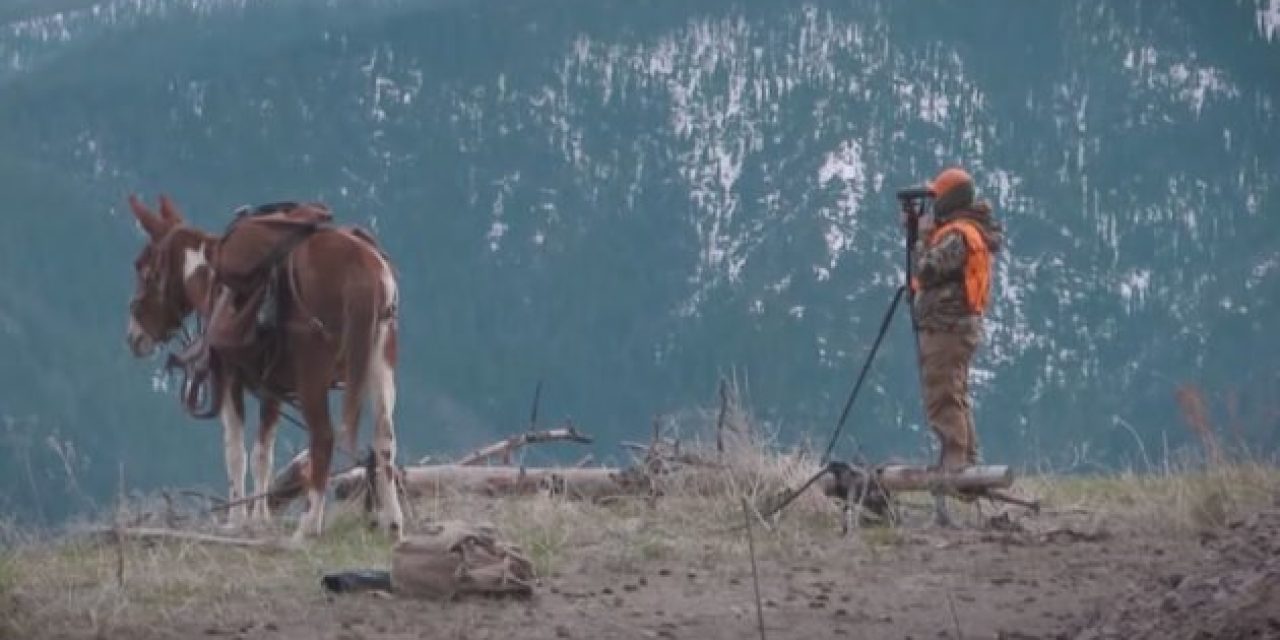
xmin=125 ymin=194 xmax=404 ymax=539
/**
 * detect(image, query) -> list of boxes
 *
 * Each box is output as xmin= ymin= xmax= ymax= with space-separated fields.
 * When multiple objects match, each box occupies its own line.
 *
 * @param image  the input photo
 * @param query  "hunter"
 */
xmin=909 ymin=167 xmax=1003 ymax=476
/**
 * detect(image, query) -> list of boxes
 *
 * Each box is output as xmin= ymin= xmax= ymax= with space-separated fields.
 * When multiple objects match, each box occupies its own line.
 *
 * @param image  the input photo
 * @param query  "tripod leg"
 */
xmin=932 ymin=490 xmax=956 ymax=528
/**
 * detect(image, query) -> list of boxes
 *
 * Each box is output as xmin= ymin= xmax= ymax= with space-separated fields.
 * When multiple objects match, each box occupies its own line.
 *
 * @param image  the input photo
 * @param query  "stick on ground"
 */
xmin=84 ymin=526 xmax=289 ymax=550
xmin=741 ymin=498 xmax=767 ymax=640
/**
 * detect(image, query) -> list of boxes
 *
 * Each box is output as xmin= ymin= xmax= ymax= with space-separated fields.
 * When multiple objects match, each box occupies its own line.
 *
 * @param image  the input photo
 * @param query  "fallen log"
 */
xmin=818 ymin=464 xmax=1013 ymax=496
xmin=876 ymin=464 xmax=1013 ymax=492
xmin=330 ymin=464 xmax=648 ymax=502
xmin=269 ymin=425 xmax=596 ymax=510
xmin=269 ymin=458 xmax=649 ymax=512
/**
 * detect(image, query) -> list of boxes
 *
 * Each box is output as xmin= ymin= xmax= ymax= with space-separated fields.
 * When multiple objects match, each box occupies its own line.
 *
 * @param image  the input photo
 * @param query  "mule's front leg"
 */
xmin=220 ymin=384 xmax=248 ymax=527
xmin=250 ymin=399 xmax=281 ymax=522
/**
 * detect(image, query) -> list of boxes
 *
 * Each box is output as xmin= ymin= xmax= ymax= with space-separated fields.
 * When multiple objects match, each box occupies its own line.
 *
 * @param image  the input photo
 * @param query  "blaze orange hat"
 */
xmin=927 ymin=167 xmax=973 ymax=199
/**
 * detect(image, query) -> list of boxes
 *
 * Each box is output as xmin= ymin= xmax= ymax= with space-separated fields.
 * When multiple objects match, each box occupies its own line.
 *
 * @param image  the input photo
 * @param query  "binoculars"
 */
xmin=896 ymin=186 xmax=932 ymax=202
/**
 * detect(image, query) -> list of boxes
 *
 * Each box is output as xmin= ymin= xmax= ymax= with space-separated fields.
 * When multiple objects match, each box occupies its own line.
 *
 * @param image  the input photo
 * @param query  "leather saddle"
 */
xmin=168 ymin=202 xmax=335 ymax=417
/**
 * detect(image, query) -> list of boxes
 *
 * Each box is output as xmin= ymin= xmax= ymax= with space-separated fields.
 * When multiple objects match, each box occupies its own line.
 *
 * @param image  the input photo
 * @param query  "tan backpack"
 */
xmin=390 ymin=521 xmax=536 ymax=599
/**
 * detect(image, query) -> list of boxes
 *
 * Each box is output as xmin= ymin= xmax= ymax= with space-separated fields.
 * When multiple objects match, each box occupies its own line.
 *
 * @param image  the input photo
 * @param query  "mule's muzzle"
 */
xmin=126 ymin=315 xmax=157 ymax=357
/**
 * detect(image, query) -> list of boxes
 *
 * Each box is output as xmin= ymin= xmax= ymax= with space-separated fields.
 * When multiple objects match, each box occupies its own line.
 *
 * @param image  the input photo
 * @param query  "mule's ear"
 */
xmin=158 ymin=194 xmax=186 ymax=224
xmin=128 ymin=194 xmax=166 ymax=239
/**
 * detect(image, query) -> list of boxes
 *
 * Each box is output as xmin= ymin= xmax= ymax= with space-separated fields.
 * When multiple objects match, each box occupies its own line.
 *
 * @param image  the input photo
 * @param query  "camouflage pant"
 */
xmin=918 ymin=326 xmax=981 ymax=470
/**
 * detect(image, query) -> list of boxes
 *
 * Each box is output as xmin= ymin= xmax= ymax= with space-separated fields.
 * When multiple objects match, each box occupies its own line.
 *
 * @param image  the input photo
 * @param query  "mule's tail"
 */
xmin=338 ymin=272 xmax=384 ymax=459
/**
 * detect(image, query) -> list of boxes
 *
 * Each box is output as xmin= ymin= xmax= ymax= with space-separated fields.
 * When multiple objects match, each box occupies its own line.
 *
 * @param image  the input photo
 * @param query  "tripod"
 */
xmin=760 ymin=192 xmax=929 ymax=522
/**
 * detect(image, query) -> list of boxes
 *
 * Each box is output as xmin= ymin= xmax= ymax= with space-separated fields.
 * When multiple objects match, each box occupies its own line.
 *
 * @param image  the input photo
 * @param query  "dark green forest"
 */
xmin=1 ymin=0 xmax=1276 ymax=523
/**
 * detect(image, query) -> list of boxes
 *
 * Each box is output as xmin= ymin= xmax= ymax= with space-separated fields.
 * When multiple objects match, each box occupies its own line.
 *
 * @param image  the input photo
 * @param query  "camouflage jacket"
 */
xmin=912 ymin=202 xmax=1003 ymax=333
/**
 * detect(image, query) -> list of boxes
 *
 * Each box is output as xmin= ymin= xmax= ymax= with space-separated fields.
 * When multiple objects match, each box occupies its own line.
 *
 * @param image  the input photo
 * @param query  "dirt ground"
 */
xmin=3 ymin=468 xmax=1279 ymax=640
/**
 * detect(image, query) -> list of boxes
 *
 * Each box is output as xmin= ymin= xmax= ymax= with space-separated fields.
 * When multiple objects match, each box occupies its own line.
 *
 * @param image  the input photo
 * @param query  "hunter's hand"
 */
xmin=918 ymin=213 xmax=936 ymax=236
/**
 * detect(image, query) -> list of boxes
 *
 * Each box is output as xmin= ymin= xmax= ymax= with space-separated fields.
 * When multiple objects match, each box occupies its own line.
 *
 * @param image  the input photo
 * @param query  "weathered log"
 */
xmin=322 ymin=464 xmax=650 ymax=505
xmin=818 ymin=464 xmax=1013 ymax=498
xmin=875 ymin=464 xmax=1013 ymax=492
xmin=269 ymin=425 xmax=595 ymax=508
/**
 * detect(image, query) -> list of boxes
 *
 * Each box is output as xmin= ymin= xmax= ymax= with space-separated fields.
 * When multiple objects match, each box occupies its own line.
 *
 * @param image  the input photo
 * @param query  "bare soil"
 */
xmin=3 ymin=469 xmax=1279 ymax=640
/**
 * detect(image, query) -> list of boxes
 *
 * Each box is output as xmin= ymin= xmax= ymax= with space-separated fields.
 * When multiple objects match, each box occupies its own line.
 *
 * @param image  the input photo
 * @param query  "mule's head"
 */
xmin=125 ymin=194 xmax=206 ymax=357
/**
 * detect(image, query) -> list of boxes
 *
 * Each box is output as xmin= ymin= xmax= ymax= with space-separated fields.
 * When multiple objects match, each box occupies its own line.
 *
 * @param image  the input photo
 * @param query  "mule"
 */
xmin=125 ymin=194 xmax=404 ymax=539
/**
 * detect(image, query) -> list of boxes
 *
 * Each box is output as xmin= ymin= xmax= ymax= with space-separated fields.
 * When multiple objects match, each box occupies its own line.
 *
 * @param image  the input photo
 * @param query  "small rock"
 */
xmin=623 ymin=583 xmax=638 ymax=592
xmin=264 ymin=623 xmax=279 ymax=633
xmin=658 ymin=568 xmax=672 ymax=577
xmin=555 ymin=625 xmax=572 ymax=638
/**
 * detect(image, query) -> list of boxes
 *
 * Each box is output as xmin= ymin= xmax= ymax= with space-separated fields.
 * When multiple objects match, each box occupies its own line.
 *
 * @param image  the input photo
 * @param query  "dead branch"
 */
xmin=456 ymin=423 xmax=593 ymax=466
xmin=621 ymin=439 xmax=721 ymax=472
xmin=716 ymin=378 xmax=729 ymax=456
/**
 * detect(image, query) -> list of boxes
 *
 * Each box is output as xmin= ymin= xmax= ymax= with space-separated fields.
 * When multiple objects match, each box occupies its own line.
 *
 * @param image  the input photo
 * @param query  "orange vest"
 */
xmin=911 ymin=218 xmax=992 ymax=314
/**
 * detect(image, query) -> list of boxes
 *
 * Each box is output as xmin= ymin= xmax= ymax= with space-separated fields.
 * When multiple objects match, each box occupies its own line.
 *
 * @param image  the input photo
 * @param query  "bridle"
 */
xmin=133 ymin=228 xmax=187 ymax=340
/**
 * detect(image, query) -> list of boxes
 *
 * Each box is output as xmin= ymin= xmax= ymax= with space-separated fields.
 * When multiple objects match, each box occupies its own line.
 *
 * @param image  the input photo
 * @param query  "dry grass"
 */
xmin=1025 ymin=461 xmax=1280 ymax=533
xmin=3 ymin=380 xmax=1278 ymax=639
xmin=2 ymin=452 xmax=1278 ymax=638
